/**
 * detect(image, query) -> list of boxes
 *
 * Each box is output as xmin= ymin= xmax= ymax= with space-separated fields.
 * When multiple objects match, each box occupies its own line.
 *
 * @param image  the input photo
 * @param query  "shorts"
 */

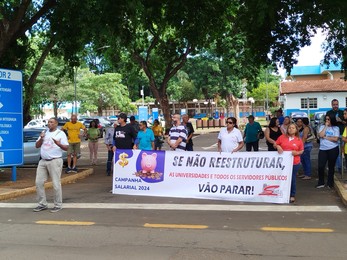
xmin=68 ymin=142 xmax=81 ymax=155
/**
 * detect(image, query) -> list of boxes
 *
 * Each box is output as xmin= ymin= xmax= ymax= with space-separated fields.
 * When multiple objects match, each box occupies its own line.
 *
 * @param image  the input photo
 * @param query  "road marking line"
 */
xmin=261 ymin=227 xmax=334 ymax=233
xmin=0 ymin=203 xmax=343 ymax=212
xmin=36 ymin=220 xmax=95 ymax=226
xmin=144 ymin=223 xmax=208 ymax=229
xmin=201 ymin=143 xmax=218 ymax=150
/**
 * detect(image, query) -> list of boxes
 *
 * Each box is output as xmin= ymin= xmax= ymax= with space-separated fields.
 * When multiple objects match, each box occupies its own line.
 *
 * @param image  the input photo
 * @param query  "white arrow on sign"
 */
xmin=0 ymin=102 xmax=3 ymax=109
xmin=0 ymin=136 xmax=3 ymax=147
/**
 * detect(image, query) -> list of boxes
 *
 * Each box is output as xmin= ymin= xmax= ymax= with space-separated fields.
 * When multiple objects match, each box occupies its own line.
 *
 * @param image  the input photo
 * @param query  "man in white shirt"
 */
xmin=33 ymin=117 xmax=69 ymax=213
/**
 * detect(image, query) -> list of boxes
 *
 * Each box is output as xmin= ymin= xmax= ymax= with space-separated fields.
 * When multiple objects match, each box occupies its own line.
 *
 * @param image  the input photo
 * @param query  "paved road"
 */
xmin=1 ymin=133 xmax=346 ymax=259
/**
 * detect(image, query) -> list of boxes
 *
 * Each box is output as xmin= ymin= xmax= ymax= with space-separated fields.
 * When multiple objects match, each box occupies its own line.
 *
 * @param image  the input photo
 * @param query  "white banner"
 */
xmin=112 ymin=150 xmax=293 ymax=204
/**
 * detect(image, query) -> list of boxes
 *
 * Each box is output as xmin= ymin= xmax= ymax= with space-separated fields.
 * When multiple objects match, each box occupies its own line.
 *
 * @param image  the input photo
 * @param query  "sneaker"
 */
xmin=297 ymin=174 xmax=305 ymax=178
xmin=33 ymin=205 xmax=48 ymax=212
xmin=50 ymin=207 xmax=62 ymax=213
xmin=302 ymin=176 xmax=311 ymax=180
xmin=315 ymin=184 xmax=325 ymax=189
xmin=65 ymin=167 xmax=71 ymax=174
xmin=71 ymin=167 xmax=78 ymax=173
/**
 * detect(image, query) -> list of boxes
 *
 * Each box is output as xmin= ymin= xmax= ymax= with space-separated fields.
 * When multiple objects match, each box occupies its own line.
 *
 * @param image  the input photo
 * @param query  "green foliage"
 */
xmin=248 ymin=82 xmax=279 ymax=106
xmin=78 ymin=71 xmax=132 ymax=114
xmin=167 ymin=71 xmax=199 ymax=102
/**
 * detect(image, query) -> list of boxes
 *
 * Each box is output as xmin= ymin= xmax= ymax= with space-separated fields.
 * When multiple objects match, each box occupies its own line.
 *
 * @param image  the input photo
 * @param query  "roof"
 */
xmin=280 ymin=79 xmax=347 ymax=94
xmin=290 ymin=63 xmax=342 ymax=76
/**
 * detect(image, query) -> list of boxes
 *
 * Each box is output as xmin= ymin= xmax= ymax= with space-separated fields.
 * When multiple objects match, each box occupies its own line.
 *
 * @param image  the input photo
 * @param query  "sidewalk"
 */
xmin=1 ymin=136 xmax=347 ymax=206
xmin=0 ymin=167 xmax=94 ymax=201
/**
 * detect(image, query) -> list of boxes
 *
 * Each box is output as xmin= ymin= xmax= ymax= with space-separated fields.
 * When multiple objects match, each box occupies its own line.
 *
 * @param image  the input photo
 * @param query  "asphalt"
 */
xmin=1 ymin=126 xmax=347 ymax=205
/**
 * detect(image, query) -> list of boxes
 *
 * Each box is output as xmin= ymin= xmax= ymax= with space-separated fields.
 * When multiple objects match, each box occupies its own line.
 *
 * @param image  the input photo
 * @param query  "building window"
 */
xmin=301 ymin=98 xmax=317 ymax=109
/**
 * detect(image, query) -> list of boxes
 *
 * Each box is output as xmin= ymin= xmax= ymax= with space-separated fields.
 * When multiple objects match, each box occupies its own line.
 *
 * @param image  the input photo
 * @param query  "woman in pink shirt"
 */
xmin=274 ymin=123 xmax=304 ymax=203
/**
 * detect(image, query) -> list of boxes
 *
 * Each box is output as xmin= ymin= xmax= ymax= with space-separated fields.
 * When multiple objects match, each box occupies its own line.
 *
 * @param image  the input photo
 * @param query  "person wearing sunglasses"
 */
xmin=217 ymin=117 xmax=244 ymax=153
xmin=316 ymin=114 xmax=340 ymax=189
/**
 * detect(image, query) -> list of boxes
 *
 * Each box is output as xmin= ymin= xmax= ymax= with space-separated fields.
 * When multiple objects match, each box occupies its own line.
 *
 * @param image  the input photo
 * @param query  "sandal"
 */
xmin=290 ymin=197 xmax=295 ymax=203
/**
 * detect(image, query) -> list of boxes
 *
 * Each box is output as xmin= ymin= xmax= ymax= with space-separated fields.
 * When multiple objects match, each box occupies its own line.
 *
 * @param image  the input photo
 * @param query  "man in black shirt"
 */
xmin=112 ymin=113 xmax=137 ymax=151
xmin=182 ymin=114 xmax=195 ymax=151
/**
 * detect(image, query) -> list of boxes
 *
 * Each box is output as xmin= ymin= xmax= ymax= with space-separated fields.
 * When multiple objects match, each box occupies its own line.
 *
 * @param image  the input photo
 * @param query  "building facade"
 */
xmin=281 ymin=64 xmax=347 ymax=117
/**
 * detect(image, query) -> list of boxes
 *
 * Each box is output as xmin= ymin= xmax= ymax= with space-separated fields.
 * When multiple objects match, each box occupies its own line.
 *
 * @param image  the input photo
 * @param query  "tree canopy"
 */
xmin=2 ymin=0 xmax=347 ymax=124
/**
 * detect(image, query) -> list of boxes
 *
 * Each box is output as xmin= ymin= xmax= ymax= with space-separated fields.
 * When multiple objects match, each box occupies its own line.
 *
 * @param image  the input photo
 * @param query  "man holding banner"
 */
xmin=168 ymin=113 xmax=187 ymax=151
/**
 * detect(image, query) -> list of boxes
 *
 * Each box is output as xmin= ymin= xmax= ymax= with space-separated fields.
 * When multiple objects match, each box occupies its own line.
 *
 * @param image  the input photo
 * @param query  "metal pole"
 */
xmin=307 ymin=97 xmax=310 ymax=118
xmin=266 ymin=69 xmax=269 ymax=111
xmin=141 ymin=86 xmax=145 ymax=106
xmin=74 ymin=67 xmax=77 ymax=114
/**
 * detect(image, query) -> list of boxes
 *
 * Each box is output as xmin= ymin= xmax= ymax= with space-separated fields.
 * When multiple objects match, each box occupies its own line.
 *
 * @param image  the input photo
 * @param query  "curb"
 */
xmin=334 ymin=175 xmax=347 ymax=206
xmin=0 ymin=168 xmax=94 ymax=201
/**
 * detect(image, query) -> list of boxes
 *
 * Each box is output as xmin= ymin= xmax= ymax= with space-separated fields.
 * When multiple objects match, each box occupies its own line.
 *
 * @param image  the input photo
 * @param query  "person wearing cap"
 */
xmin=112 ymin=113 xmax=137 ymax=151
xmin=243 ymin=115 xmax=263 ymax=152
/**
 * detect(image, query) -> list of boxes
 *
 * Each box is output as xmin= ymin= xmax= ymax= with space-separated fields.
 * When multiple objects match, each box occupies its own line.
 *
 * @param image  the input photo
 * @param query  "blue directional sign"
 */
xmin=0 ymin=68 xmax=23 ymax=166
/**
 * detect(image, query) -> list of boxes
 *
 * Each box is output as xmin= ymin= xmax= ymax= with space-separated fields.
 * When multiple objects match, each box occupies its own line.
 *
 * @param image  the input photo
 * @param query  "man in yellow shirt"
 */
xmin=62 ymin=114 xmax=87 ymax=173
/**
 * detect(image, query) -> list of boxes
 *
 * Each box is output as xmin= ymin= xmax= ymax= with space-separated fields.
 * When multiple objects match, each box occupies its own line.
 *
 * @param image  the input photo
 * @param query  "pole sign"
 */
xmin=0 ymin=68 xmax=23 ymax=166
xmin=138 ymin=106 xmax=148 ymax=121
xmin=152 ymin=107 xmax=158 ymax=120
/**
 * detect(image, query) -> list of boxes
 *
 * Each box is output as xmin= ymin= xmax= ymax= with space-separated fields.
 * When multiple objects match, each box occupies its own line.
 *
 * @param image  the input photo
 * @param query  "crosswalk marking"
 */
xmin=0 ymin=203 xmax=342 ymax=212
xmin=261 ymin=227 xmax=334 ymax=233
xmin=144 ymin=223 xmax=208 ymax=229
xmin=36 ymin=220 xmax=95 ymax=226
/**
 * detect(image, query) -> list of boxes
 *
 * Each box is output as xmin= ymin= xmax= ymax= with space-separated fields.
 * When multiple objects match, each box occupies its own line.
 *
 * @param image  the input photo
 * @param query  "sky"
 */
xmin=278 ymin=29 xmax=325 ymax=77
xmin=296 ymin=29 xmax=325 ymax=66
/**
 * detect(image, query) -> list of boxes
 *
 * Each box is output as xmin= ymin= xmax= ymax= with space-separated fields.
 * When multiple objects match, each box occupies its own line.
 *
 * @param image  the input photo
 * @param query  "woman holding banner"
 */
xmin=217 ymin=117 xmax=244 ymax=153
xmin=274 ymin=123 xmax=304 ymax=203
xmin=265 ymin=117 xmax=282 ymax=151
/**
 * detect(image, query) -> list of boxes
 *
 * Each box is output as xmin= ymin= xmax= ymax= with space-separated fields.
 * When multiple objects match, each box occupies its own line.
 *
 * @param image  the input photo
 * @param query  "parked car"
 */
xmin=311 ymin=111 xmax=327 ymax=139
xmin=24 ymin=119 xmax=47 ymax=128
xmin=57 ymin=117 xmax=69 ymax=129
xmin=23 ymin=128 xmax=68 ymax=165
xmin=289 ymin=111 xmax=309 ymax=123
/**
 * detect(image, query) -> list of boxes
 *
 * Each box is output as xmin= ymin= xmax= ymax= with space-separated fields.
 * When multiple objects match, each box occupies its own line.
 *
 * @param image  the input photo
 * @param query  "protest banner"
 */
xmin=112 ymin=149 xmax=293 ymax=204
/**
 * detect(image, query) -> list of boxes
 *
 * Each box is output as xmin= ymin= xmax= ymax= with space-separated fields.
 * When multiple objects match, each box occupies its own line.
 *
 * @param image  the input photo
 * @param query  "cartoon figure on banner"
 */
xmin=135 ymin=151 xmax=164 ymax=183
xmin=117 ymin=152 xmax=129 ymax=167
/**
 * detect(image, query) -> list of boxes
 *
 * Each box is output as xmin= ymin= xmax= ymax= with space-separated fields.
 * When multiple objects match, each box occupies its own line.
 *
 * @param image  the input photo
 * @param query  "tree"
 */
xmin=167 ymin=71 xmax=198 ymax=103
xmin=90 ymin=0 xmax=239 ymax=128
xmin=78 ymin=71 xmax=133 ymax=115
xmin=235 ymin=1 xmax=347 ymax=74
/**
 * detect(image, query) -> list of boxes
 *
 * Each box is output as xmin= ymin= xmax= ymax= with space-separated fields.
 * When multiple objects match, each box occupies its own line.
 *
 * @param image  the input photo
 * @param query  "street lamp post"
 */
xmin=141 ymin=86 xmax=145 ymax=106
xmin=248 ymin=97 xmax=255 ymax=116
xmin=203 ymin=101 xmax=208 ymax=117
xmin=193 ymin=99 xmax=198 ymax=116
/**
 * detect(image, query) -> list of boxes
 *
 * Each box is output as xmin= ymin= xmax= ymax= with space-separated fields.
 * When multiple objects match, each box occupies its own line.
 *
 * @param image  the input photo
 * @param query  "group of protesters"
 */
xmin=217 ymin=98 xmax=346 ymax=203
xmin=32 ymin=98 xmax=346 ymax=211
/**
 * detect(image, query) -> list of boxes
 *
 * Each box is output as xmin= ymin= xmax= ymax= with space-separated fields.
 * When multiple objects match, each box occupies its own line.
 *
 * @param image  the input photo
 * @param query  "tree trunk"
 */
xmin=53 ymin=99 xmax=59 ymax=118
xmin=229 ymin=94 xmax=240 ymax=123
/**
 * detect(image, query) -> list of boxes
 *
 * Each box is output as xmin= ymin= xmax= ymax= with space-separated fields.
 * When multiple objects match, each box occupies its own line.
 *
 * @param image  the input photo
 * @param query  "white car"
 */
xmin=24 ymin=119 xmax=47 ymax=128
